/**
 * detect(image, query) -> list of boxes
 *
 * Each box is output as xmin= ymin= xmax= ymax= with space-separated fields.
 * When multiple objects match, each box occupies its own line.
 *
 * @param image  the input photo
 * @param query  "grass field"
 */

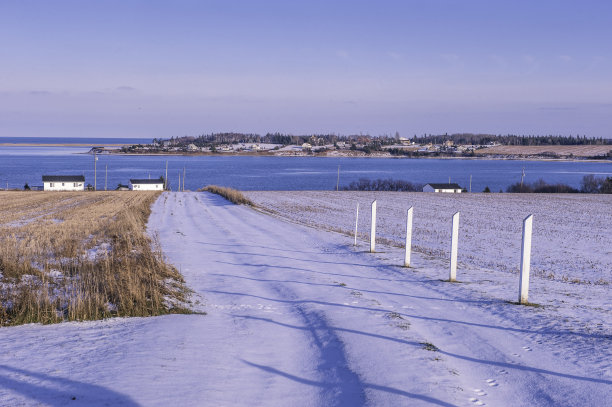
xmin=475 ymin=145 xmax=611 ymax=157
xmin=0 ymin=191 xmax=189 ymax=326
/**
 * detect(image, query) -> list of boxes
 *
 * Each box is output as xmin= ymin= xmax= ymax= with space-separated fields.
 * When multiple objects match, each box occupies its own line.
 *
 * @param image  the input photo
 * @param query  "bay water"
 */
xmin=0 ymin=142 xmax=611 ymax=192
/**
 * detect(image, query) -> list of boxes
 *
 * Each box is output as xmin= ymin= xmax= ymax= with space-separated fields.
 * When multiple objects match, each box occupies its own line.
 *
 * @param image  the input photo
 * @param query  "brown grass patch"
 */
xmin=474 ymin=145 xmax=611 ymax=157
xmin=199 ymin=185 xmax=255 ymax=206
xmin=0 ymin=191 xmax=190 ymax=326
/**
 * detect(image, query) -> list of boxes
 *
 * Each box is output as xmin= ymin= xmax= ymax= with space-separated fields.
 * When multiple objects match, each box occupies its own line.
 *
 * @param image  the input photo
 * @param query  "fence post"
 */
xmin=519 ymin=214 xmax=533 ymax=304
xmin=354 ymin=203 xmax=359 ymax=246
xmin=449 ymin=212 xmax=460 ymax=282
xmin=404 ymin=206 xmax=413 ymax=267
xmin=370 ymin=200 xmax=377 ymax=253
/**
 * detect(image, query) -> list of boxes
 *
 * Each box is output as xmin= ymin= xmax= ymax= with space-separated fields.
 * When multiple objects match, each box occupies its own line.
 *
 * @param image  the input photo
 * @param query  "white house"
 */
xmin=129 ymin=178 xmax=164 ymax=191
xmin=423 ymin=183 xmax=463 ymax=193
xmin=42 ymin=175 xmax=85 ymax=191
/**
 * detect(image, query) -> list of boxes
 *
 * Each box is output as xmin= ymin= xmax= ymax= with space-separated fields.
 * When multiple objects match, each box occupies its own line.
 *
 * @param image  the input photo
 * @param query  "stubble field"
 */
xmin=0 ymin=191 xmax=188 ymax=326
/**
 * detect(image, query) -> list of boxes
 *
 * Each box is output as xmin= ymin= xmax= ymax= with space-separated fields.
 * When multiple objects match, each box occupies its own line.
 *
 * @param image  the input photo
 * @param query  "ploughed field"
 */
xmin=0 ymin=191 xmax=188 ymax=325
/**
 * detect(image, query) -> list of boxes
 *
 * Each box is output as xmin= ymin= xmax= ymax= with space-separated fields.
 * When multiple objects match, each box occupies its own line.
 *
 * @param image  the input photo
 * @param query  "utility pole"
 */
xmin=165 ymin=161 xmax=168 ymax=190
xmin=336 ymin=165 xmax=340 ymax=191
xmin=520 ymin=167 xmax=525 ymax=188
xmin=94 ymin=151 xmax=98 ymax=191
xmin=469 ymin=174 xmax=472 ymax=193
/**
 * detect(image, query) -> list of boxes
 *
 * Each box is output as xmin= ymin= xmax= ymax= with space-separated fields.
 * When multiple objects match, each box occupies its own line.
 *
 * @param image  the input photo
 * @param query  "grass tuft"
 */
xmin=420 ymin=342 xmax=440 ymax=352
xmin=199 ymin=185 xmax=255 ymax=206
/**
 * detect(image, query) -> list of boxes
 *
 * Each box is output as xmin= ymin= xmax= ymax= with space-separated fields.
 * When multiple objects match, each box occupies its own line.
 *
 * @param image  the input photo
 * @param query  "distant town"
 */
xmin=95 ymin=133 xmax=612 ymax=160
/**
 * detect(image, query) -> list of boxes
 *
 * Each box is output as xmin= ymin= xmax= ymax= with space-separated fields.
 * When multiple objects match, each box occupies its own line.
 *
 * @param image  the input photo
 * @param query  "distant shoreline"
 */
xmin=2 ymin=143 xmax=610 ymax=163
xmin=0 ymin=143 xmax=131 ymax=147
xmin=82 ymin=150 xmax=612 ymax=163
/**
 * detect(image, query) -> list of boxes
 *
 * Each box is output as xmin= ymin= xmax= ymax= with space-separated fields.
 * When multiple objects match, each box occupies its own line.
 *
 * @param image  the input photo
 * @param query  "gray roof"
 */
xmin=426 ymin=183 xmax=462 ymax=189
xmin=42 ymin=175 xmax=85 ymax=182
xmin=130 ymin=178 xmax=164 ymax=184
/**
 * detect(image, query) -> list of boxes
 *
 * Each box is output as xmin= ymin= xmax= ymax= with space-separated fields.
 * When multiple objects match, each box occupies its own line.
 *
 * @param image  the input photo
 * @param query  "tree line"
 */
xmin=157 ymin=133 xmax=611 ymax=148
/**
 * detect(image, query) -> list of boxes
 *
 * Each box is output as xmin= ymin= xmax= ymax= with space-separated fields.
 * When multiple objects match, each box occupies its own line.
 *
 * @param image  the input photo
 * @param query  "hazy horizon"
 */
xmin=1 ymin=1 xmax=611 ymax=139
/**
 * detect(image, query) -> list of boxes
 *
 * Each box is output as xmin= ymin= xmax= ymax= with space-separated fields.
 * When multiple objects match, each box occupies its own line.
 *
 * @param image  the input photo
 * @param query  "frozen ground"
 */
xmin=246 ymin=191 xmax=612 ymax=285
xmin=0 ymin=191 xmax=610 ymax=406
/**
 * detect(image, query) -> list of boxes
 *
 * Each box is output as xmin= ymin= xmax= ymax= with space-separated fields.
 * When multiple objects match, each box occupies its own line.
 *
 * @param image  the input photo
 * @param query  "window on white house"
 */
xmin=50 ymin=183 xmax=54 ymax=187
xmin=62 ymin=183 xmax=65 ymax=186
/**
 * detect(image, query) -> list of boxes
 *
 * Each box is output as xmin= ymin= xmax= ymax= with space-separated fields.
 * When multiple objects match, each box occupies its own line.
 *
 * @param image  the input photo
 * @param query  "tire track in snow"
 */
xmin=170 ymin=192 xmax=368 ymax=405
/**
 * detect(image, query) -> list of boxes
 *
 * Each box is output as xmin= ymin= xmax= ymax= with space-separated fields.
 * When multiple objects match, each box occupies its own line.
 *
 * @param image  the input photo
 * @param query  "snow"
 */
xmin=0 ymin=191 xmax=610 ymax=406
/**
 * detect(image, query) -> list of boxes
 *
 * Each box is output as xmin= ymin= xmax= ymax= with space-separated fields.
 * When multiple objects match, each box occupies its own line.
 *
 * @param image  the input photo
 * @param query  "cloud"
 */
xmin=116 ymin=86 xmax=136 ymax=92
xmin=538 ymin=106 xmax=577 ymax=111
xmin=558 ymin=55 xmax=572 ymax=62
xmin=387 ymin=52 xmax=401 ymax=60
xmin=28 ymin=90 xmax=52 ymax=96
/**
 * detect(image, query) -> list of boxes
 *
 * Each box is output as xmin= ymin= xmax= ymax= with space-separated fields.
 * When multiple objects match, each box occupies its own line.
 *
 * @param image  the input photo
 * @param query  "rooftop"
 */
xmin=42 ymin=175 xmax=85 ymax=182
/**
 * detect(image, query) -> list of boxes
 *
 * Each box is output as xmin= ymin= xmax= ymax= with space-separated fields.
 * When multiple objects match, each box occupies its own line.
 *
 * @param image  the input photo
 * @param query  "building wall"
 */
xmin=423 ymin=185 xmax=435 ymax=192
xmin=43 ymin=182 xmax=84 ymax=191
xmin=423 ymin=185 xmax=462 ymax=193
xmin=130 ymin=183 xmax=163 ymax=191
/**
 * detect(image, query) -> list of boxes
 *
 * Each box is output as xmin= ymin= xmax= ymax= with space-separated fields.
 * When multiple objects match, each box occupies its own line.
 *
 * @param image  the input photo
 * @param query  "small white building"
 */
xmin=423 ymin=183 xmax=463 ymax=193
xmin=129 ymin=178 xmax=164 ymax=191
xmin=42 ymin=175 xmax=85 ymax=191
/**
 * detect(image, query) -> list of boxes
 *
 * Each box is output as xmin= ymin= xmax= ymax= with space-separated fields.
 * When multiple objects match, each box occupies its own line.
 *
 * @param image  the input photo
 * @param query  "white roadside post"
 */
xmin=519 ymin=214 xmax=534 ymax=304
xmin=404 ymin=206 xmax=414 ymax=267
xmin=449 ymin=212 xmax=460 ymax=282
xmin=370 ymin=200 xmax=377 ymax=253
xmin=354 ymin=203 xmax=360 ymax=246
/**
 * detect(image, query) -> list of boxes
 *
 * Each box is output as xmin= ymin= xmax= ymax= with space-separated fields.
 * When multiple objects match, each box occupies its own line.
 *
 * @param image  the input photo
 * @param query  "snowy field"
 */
xmin=246 ymin=191 xmax=612 ymax=285
xmin=0 ymin=191 xmax=610 ymax=406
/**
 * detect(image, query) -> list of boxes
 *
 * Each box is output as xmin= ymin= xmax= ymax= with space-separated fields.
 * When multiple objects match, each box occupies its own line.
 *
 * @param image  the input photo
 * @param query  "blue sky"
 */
xmin=1 ymin=0 xmax=611 ymax=138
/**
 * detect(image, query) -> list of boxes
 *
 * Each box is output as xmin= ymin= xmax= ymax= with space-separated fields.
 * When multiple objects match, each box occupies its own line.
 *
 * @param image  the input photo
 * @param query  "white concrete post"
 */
xmin=370 ymin=200 xmax=377 ymax=253
xmin=519 ymin=214 xmax=533 ymax=304
xmin=449 ymin=212 xmax=460 ymax=282
xmin=354 ymin=203 xmax=359 ymax=246
xmin=404 ymin=206 xmax=414 ymax=267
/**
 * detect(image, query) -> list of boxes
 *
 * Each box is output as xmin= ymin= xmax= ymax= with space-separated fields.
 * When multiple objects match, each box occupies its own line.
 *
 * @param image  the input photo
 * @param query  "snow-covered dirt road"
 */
xmin=0 ymin=191 xmax=609 ymax=406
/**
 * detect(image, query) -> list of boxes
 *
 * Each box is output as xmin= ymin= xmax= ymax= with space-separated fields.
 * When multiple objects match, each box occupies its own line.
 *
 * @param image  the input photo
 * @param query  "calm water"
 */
xmin=1 ymin=145 xmax=611 ymax=192
xmin=0 ymin=137 xmax=151 ymax=145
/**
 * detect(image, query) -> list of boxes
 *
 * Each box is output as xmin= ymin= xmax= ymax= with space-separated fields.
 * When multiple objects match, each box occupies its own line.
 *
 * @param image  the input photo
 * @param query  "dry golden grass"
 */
xmin=0 ymin=191 xmax=190 ymax=326
xmin=474 ymin=145 xmax=611 ymax=157
xmin=199 ymin=185 xmax=255 ymax=206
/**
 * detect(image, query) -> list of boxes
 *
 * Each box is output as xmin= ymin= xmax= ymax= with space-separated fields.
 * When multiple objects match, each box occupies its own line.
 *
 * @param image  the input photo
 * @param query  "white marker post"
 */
xmin=449 ymin=212 xmax=460 ymax=282
xmin=519 ymin=215 xmax=534 ymax=304
xmin=370 ymin=200 xmax=377 ymax=253
xmin=404 ymin=206 xmax=414 ymax=267
xmin=354 ymin=203 xmax=359 ymax=246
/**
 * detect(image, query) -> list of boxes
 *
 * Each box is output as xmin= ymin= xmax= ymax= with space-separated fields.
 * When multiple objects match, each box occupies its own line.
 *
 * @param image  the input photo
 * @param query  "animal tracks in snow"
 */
xmin=467 ymin=378 xmax=498 ymax=405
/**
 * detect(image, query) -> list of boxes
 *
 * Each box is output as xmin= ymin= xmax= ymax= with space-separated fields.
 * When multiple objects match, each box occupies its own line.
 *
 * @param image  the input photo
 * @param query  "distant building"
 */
xmin=42 ymin=175 xmax=85 ymax=191
xmin=301 ymin=143 xmax=312 ymax=151
xmin=423 ymin=183 xmax=463 ymax=193
xmin=129 ymin=178 xmax=164 ymax=191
